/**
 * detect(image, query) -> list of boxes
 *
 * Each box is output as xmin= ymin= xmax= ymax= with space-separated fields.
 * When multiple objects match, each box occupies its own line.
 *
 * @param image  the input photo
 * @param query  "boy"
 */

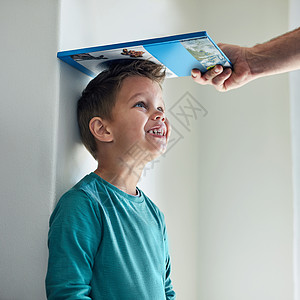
xmin=46 ymin=59 xmax=176 ymax=299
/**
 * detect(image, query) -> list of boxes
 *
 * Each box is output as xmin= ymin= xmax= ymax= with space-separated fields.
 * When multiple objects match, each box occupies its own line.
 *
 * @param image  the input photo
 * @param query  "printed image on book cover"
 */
xmin=180 ymin=38 xmax=231 ymax=70
xmin=71 ymin=46 xmax=177 ymax=78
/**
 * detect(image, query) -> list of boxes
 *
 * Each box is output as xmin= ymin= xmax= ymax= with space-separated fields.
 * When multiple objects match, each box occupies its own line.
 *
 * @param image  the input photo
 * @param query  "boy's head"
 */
xmin=77 ymin=59 xmax=169 ymax=161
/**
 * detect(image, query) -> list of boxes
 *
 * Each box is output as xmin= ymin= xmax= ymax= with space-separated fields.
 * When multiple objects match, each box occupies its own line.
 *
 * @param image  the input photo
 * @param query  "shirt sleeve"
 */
xmin=45 ymin=190 xmax=102 ymax=300
xmin=162 ymin=216 xmax=176 ymax=299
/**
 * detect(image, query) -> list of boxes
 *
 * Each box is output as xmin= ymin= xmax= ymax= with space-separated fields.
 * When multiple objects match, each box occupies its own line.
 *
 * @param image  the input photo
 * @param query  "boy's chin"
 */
xmin=145 ymin=136 xmax=168 ymax=155
xmin=148 ymin=144 xmax=168 ymax=159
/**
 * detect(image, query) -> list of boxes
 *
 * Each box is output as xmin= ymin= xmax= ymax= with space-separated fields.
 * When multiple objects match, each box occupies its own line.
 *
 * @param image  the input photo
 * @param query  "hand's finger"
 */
xmin=191 ymin=66 xmax=223 ymax=85
xmin=191 ymin=69 xmax=201 ymax=79
xmin=191 ymin=69 xmax=208 ymax=85
xmin=211 ymin=68 xmax=232 ymax=86
xmin=202 ymin=65 xmax=223 ymax=81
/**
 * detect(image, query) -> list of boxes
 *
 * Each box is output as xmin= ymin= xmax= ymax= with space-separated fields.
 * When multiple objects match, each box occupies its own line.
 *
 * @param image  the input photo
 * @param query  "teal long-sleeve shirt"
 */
xmin=46 ymin=173 xmax=176 ymax=299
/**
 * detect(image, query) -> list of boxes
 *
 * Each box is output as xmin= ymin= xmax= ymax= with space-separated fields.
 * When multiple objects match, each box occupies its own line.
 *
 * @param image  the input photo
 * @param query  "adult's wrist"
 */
xmin=245 ymin=44 xmax=270 ymax=80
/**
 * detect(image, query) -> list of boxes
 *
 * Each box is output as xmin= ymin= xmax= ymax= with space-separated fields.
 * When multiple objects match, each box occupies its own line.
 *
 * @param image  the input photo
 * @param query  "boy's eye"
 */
xmin=157 ymin=106 xmax=164 ymax=113
xmin=134 ymin=101 xmax=147 ymax=109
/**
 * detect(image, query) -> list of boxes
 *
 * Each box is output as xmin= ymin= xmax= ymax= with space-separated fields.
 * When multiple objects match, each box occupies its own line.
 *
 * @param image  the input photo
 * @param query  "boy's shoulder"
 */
xmin=140 ymin=189 xmax=164 ymax=216
xmin=51 ymin=173 xmax=103 ymax=218
xmin=58 ymin=172 xmax=105 ymax=204
xmin=55 ymin=173 xmax=165 ymax=220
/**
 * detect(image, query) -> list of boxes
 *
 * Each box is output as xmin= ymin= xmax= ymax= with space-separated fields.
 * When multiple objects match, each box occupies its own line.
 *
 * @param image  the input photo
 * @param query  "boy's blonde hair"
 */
xmin=77 ymin=59 xmax=166 ymax=160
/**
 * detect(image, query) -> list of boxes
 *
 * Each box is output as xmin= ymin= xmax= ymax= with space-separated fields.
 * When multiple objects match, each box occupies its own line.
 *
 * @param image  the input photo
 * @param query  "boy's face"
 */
xmin=108 ymin=75 xmax=171 ymax=162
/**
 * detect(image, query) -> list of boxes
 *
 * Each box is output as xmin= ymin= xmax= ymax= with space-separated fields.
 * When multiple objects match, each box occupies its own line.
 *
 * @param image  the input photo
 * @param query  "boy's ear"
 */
xmin=89 ymin=117 xmax=113 ymax=143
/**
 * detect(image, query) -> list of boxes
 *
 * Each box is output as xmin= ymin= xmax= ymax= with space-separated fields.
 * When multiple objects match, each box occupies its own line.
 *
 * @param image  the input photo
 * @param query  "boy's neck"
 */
xmin=94 ymin=163 xmax=143 ymax=196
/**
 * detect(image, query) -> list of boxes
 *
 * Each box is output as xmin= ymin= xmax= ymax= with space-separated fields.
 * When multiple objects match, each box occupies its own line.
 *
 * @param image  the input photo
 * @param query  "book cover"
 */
xmin=57 ymin=31 xmax=232 ymax=78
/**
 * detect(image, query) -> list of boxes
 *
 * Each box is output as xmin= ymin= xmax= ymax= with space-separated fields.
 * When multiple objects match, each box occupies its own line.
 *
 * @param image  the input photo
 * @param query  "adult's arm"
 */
xmin=191 ymin=27 xmax=300 ymax=91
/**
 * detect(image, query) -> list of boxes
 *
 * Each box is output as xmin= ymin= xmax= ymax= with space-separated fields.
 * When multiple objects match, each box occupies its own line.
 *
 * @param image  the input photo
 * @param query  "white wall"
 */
xmin=0 ymin=1 xmax=59 ymax=299
xmin=59 ymin=1 xmax=293 ymax=300
xmin=0 ymin=0 xmax=294 ymax=299
xmin=162 ymin=76 xmax=293 ymax=299
xmin=289 ymin=0 xmax=300 ymax=299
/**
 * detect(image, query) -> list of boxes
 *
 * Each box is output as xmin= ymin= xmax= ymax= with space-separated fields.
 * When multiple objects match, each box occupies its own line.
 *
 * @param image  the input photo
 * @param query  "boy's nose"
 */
xmin=153 ymin=111 xmax=165 ymax=122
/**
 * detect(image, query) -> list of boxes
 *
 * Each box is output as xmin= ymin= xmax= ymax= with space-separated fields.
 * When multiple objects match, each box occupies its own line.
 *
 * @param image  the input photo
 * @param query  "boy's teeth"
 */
xmin=148 ymin=129 xmax=164 ymax=136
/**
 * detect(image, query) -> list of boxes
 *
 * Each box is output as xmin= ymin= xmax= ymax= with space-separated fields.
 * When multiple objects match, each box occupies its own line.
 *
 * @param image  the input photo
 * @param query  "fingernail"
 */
xmin=214 ymin=66 xmax=221 ymax=73
xmin=191 ymin=70 xmax=197 ymax=78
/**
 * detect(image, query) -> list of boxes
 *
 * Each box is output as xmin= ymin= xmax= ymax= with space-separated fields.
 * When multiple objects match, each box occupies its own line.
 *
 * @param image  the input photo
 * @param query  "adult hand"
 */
xmin=191 ymin=44 xmax=254 ymax=92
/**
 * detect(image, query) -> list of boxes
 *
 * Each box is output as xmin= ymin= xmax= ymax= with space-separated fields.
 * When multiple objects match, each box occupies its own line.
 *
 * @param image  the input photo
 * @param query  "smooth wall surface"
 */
xmin=289 ymin=0 xmax=300 ymax=299
xmin=0 ymin=1 xmax=59 ymax=299
xmin=59 ymin=0 xmax=293 ymax=299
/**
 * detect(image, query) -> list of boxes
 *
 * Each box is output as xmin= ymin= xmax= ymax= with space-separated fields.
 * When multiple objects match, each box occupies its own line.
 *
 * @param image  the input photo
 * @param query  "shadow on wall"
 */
xmin=54 ymin=62 xmax=97 ymax=208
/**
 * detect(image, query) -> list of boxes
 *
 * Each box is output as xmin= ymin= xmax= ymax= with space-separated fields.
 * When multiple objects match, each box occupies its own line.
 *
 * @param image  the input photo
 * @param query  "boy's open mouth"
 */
xmin=146 ymin=125 xmax=166 ymax=137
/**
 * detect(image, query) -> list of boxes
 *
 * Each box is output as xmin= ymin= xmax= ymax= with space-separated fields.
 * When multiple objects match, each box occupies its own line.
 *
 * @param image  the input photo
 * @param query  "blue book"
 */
xmin=57 ymin=31 xmax=232 ymax=78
